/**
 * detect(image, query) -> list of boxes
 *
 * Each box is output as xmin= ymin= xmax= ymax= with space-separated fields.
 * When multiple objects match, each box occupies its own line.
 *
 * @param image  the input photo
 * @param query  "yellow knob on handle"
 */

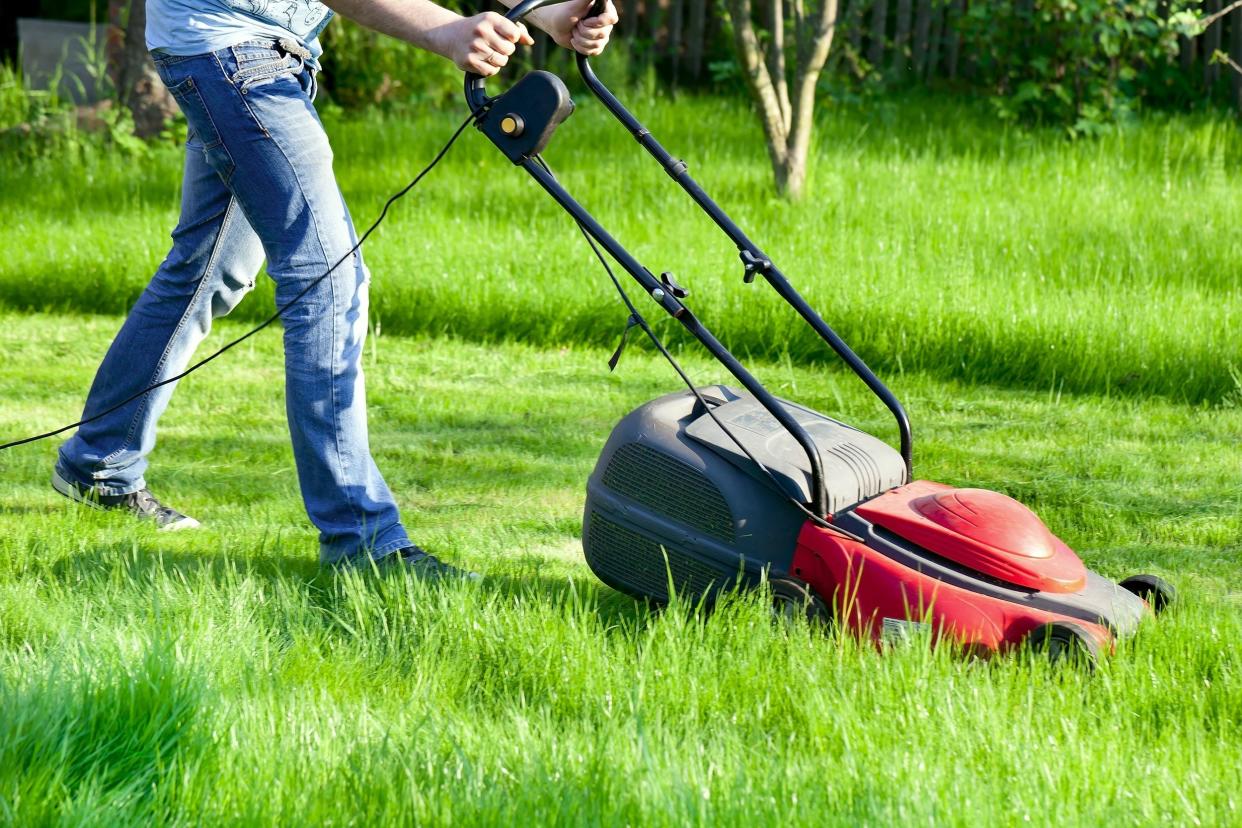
xmin=500 ymin=114 xmax=525 ymax=137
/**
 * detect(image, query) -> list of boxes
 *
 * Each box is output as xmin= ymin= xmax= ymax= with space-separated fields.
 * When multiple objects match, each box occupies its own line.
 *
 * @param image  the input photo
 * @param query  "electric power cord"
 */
xmin=0 ymin=110 xmax=482 ymax=453
xmin=2 ymin=107 xmax=865 ymax=544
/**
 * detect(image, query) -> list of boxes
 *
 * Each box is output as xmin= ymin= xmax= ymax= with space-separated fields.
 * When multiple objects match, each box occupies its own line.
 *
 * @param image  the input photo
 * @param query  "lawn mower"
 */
xmin=467 ymin=1 xmax=1174 ymax=663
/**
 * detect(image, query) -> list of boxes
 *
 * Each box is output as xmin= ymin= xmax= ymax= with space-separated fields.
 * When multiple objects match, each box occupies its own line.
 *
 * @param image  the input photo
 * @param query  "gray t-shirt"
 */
xmin=146 ymin=0 xmax=334 ymax=57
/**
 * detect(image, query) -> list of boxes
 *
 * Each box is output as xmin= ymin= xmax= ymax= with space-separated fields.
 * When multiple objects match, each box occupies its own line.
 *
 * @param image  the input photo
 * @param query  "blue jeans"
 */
xmin=57 ymin=41 xmax=411 ymax=564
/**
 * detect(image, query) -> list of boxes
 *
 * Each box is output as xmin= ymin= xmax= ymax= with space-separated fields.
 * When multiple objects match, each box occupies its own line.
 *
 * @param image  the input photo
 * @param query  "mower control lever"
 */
xmin=660 ymin=272 xmax=689 ymax=299
xmin=739 ymin=250 xmax=772 ymax=284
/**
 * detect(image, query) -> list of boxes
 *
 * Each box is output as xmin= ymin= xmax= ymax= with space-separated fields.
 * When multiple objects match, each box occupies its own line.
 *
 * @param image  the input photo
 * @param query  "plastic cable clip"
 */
xmin=607 ymin=313 xmax=641 ymax=372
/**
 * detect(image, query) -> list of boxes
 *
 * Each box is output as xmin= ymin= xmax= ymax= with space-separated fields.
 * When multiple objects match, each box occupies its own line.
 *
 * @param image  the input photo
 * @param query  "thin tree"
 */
xmin=724 ymin=0 xmax=841 ymax=198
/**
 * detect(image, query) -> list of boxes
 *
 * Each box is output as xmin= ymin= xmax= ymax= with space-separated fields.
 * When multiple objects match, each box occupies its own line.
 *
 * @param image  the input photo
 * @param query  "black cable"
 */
xmin=5 ymin=103 xmax=861 ymax=546
xmin=0 ymin=110 xmax=482 ymax=454
xmin=532 ymin=154 xmax=862 ymax=542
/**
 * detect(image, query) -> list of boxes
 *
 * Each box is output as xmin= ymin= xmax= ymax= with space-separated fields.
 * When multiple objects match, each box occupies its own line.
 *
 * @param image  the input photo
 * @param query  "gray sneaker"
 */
xmin=387 ymin=546 xmax=481 ymax=581
xmin=52 ymin=469 xmax=201 ymax=531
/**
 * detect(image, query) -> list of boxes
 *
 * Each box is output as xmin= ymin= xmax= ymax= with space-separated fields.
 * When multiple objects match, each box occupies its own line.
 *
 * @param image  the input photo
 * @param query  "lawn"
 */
xmin=2 ymin=94 xmax=1240 ymax=403
xmin=0 ymin=91 xmax=1240 ymax=825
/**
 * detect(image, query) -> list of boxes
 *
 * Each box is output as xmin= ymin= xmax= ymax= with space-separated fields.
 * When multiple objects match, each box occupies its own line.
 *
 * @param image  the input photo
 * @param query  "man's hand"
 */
xmin=529 ymin=0 xmax=619 ymax=56
xmin=443 ymin=12 xmax=534 ymax=75
xmin=322 ymin=0 xmax=616 ymax=78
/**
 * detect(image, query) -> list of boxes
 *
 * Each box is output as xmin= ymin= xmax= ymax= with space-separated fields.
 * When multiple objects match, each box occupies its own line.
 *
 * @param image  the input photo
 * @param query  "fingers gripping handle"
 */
xmin=464 ymin=0 xmax=559 ymax=112
xmin=574 ymin=0 xmax=609 ymax=81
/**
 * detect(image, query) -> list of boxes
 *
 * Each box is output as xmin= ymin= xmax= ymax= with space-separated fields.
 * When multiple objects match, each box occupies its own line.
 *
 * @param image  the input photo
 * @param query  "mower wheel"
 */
xmin=1025 ymin=621 xmax=1100 ymax=668
xmin=1119 ymin=574 xmax=1176 ymax=615
xmin=769 ymin=577 xmax=831 ymax=626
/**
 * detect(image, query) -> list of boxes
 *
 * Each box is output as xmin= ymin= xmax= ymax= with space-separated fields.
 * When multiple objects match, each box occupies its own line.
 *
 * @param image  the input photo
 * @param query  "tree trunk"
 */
xmin=725 ymin=0 xmax=838 ymax=198
xmin=107 ymin=0 xmax=177 ymax=138
xmin=769 ymin=0 xmax=791 ymax=132
xmin=867 ymin=0 xmax=887 ymax=69
xmin=890 ymin=0 xmax=912 ymax=75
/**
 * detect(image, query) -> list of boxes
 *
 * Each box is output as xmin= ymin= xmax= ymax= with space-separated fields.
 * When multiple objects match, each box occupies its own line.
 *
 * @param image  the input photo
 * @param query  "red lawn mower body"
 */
xmin=791 ymin=482 xmax=1118 ymax=652
xmin=582 ymin=388 xmax=1168 ymax=662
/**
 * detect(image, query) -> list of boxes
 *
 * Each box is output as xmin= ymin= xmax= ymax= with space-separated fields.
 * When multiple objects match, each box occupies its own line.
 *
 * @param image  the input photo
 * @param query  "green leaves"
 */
xmin=958 ymin=0 xmax=1200 ymax=134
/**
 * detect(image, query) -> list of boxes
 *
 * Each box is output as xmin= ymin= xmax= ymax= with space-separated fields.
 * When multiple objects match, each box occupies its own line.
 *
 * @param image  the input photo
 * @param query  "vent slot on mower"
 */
xmin=601 ymin=442 xmax=735 ymax=542
xmin=584 ymin=511 xmax=732 ymax=603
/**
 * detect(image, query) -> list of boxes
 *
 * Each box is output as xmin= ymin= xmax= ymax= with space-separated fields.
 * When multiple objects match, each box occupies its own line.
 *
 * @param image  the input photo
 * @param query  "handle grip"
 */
xmin=464 ymin=0 xmax=560 ymax=112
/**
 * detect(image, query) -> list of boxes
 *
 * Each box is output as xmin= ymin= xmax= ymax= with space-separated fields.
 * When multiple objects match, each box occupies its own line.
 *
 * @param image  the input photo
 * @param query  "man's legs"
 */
xmin=145 ymin=44 xmax=410 ymax=564
xmin=57 ymin=129 xmax=264 ymax=501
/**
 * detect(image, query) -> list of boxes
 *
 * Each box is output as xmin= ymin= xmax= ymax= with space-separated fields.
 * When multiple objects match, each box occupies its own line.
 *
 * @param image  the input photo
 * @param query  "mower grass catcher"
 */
xmin=468 ymin=1 xmax=1174 ymax=666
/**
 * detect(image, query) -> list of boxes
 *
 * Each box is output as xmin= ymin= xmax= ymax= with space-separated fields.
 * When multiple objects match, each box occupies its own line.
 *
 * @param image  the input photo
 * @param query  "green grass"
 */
xmin=0 ymin=95 xmax=1239 ymax=403
xmin=1 ymin=92 xmax=1240 ymax=824
xmin=0 ymin=311 xmax=1239 ymax=825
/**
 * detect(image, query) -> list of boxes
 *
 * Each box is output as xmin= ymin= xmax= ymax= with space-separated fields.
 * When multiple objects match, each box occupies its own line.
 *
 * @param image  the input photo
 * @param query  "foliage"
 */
xmin=317 ymin=17 xmax=464 ymax=110
xmin=0 ymin=61 xmax=81 ymax=162
xmin=0 ymin=60 xmax=152 ymax=163
xmin=956 ymin=0 xmax=1201 ymax=134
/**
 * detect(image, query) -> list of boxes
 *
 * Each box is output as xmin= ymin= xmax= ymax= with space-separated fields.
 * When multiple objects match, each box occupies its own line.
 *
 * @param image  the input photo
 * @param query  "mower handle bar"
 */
xmin=461 ymin=0 xmax=913 ymax=514
xmin=570 ymin=46 xmax=914 ymax=479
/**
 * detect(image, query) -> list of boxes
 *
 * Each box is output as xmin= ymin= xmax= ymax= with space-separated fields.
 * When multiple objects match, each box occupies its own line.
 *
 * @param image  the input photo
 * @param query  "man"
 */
xmin=52 ymin=0 xmax=618 ymax=576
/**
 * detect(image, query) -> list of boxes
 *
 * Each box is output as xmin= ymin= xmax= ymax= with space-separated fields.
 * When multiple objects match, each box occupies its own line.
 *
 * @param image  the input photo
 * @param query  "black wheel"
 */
xmin=1025 ymin=621 xmax=1100 ymax=668
xmin=769 ymin=577 xmax=831 ymax=626
xmin=1119 ymin=574 xmax=1176 ymax=615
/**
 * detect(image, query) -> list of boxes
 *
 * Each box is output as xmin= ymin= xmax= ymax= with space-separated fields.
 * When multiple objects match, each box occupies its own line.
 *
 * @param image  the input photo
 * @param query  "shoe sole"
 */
xmin=51 ymin=469 xmax=201 ymax=532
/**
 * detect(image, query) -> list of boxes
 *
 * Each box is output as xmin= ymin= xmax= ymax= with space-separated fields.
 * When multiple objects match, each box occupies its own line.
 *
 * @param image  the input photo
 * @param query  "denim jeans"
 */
xmin=56 ymin=40 xmax=411 ymax=564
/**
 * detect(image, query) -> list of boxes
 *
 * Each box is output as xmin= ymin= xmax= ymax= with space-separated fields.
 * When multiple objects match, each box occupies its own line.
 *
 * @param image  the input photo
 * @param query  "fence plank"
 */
xmin=925 ymin=0 xmax=944 ymax=80
xmin=1232 ymin=7 xmax=1242 ymax=109
xmin=891 ymin=0 xmax=912 ymax=73
xmin=868 ymin=0 xmax=888 ymax=67
xmin=1205 ymin=0 xmax=1222 ymax=92
xmin=686 ymin=0 xmax=708 ymax=80
xmin=912 ymin=0 xmax=932 ymax=76
xmin=669 ymin=0 xmax=685 ymax=85
xmin=946 ymin=0 xmax=963 ymax=79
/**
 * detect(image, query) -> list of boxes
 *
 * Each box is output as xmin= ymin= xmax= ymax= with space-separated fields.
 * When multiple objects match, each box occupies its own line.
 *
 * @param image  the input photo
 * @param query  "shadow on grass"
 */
xmin=46 ymin=540 xmax=653 ymax=634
